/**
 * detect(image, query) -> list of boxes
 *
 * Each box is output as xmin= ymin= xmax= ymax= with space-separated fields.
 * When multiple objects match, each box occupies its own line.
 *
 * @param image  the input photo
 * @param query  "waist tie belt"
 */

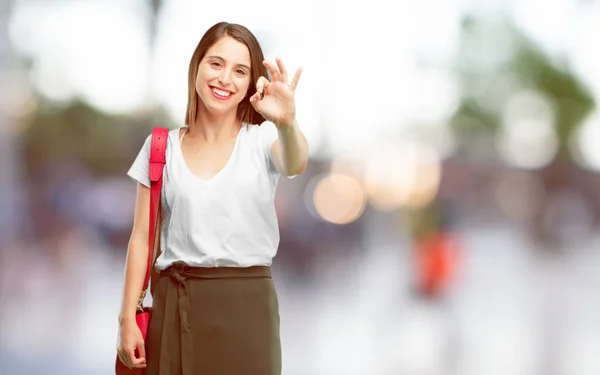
xmin=158 ymin=261 xmax=272 ymax=375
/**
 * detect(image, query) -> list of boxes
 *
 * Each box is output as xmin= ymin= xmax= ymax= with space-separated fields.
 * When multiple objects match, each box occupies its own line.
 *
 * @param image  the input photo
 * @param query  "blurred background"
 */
xmin=1 ymin=0 xmax=600 ymax=374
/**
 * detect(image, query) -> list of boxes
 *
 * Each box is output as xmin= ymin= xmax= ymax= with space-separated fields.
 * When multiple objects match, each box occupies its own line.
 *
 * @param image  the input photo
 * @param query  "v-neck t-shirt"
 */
xmin=127 ymin=121 xmax=282 ymax=270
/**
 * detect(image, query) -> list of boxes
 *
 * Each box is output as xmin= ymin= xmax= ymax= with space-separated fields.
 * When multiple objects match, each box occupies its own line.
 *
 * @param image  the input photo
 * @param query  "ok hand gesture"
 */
xmin=250 ymin=58 xmax=302 ymax=129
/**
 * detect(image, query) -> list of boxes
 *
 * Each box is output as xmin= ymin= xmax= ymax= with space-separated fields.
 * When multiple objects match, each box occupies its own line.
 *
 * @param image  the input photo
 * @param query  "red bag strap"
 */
xmin=143 ymin=127 xmax=169 ymax=292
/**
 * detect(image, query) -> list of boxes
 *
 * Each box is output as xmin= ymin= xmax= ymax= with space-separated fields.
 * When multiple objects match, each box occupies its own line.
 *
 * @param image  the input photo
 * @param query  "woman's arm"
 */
xmin=271 ymin=119 xmax=309 ymax=176
xmin=119 ymin=183 xmax=152 ymax=324
xmin=250 ymin=58 xmax=308 ymax=176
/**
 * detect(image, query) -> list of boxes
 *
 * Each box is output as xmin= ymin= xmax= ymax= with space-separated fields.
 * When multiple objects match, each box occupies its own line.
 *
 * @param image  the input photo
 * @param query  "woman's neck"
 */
xmin=188 ymin=107 xmax=242 ymax=142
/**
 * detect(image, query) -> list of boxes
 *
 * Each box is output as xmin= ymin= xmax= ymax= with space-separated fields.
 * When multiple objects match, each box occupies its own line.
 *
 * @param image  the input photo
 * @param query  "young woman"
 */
xmin=116 ymin=21 xmax=308 ymax=375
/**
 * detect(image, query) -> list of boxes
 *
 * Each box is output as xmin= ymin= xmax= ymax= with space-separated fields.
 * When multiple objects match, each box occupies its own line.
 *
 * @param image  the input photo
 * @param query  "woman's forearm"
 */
xmin=276 ymin=119 xmax=308 ymax=176
xmin=120 ymin=183 xmax=153 ymax=324
xmin=119 ymin=236 xmax=149 ymax=324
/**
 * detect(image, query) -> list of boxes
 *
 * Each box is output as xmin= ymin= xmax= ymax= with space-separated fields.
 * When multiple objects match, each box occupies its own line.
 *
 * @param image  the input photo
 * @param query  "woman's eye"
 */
xmin=236 ymin=69 xmax=247 ymax=75
xmin=211 ymin=62 xmax=221 ymax=67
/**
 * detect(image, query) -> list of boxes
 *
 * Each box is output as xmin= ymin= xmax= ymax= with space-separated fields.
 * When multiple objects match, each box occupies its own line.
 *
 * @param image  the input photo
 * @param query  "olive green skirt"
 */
xmin=145 ymin=261 xmax=281 ymax=375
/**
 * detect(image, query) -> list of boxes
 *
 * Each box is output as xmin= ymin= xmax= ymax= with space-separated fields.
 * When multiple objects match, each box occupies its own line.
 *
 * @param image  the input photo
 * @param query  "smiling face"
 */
xmin=195 ymin=36 xmax=252 ymax=117
xmin=185 ymin=22 xmax=269 ymax=125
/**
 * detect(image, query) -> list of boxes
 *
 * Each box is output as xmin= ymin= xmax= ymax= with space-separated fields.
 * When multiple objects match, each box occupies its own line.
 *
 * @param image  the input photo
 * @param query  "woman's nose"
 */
xmin=219 ymin=70 xmax=231 ymax=85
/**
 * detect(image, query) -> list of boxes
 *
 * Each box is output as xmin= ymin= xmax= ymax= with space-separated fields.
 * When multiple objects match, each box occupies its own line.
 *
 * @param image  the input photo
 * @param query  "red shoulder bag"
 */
xmin=116 ymin=127 xmax=169 ymax=374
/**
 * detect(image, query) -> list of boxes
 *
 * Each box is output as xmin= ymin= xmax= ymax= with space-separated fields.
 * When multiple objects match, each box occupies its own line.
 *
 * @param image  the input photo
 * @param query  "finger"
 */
xmin=255 ymin=76 xmax=270 ymax=94
xmin=117 ymin=351 xmax=125 ymax=366
xmin=118 ymin=350 xmax=132 ymax=368
xmin=137 ymin=342 xmax=146 ymax=364
xmin=289 ymin=67 xmax=303 ymax=91
xmin=131 ymin=357 xmax=147 ymax=368
xmin=263 ymin=60 xmax=281 ymax=82
xmin=275 ymin=57 xmax=288 ymax=83
xmin=127 ymin=347 xmax=147 ymax=368
xmin=126 ymin=347 xmax=138 ymax=368
xmin=118 ymin=348 xmax=130 ymax=367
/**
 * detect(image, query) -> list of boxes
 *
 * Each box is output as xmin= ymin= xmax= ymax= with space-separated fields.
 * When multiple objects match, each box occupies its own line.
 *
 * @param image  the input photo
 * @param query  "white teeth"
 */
xmin=212 ymin=88 xmax=231 ymax=97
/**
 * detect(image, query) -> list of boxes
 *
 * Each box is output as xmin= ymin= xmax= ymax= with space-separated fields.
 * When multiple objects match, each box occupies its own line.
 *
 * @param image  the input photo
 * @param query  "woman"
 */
xmin=116 ymin=21 xmax=308 ymax=375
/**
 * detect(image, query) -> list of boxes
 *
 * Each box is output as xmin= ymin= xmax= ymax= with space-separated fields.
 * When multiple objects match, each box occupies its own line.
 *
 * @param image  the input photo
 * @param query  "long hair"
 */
xmin=185 ymin=22 xmax=268 ymax=125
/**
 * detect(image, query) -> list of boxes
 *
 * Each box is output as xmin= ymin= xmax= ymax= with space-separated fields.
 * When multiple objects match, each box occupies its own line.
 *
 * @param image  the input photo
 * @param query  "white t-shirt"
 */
xmin=127 ymin=121 xmax=282 ymax=270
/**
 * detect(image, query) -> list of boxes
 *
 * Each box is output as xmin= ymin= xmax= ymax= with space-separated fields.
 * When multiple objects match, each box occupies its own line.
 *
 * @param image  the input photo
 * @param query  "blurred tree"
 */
xmin=511 ymin=35 xmax=594 ymax=147
xmin=451 ymin=16 xmax=594 ymax=152
xmin=448 ymin=16 xmax=596 ymax=248
xmin=22 ymin=98 xmax=173 ymax=178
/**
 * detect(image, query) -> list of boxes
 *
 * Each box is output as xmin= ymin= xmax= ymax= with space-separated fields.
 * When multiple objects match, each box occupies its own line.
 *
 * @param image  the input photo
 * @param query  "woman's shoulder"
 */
xmin=151 ymin=126 xmax=186 ymax=148
xmin=140 ymin=127 xmax=183 ymax=142
xmin=134 ymin=127 xmax=184 ymax=158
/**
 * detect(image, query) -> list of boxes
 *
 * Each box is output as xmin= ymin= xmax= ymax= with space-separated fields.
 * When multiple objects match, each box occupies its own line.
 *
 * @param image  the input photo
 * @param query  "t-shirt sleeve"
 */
xmin=127 ymin=134 xmax=152 ymax=188
xmin=258 ymin=121 xmax=280 ymax=175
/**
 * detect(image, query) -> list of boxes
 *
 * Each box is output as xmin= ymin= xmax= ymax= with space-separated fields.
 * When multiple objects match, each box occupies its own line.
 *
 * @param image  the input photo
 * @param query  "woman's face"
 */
xmin=195 ymin=36 xmax=252 ymax=116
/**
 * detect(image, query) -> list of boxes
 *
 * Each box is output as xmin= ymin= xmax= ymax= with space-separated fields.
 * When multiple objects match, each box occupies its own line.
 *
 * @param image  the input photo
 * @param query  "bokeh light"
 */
xmin=363 ymin=141 xmax=442 ymax=210
xmin=496 ymin=90 xmax=559 ymax=169
xmin=571 ymin=111 xmax=600 ymax=172
xmin=310 ymin=173 xmax=366 ymax=225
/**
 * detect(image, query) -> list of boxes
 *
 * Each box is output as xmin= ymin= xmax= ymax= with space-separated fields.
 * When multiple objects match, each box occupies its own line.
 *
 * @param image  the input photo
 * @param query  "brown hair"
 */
xmin=185 ymin=22 xmax=268 ymax=125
